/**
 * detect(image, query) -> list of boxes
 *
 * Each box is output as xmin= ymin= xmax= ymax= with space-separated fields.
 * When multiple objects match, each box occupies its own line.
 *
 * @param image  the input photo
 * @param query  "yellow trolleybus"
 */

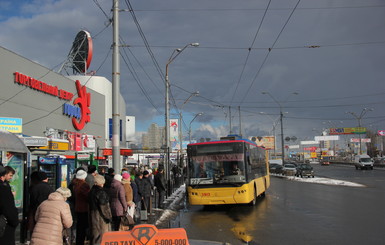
xmin=186 ymin=135 xmax=270 ymax=206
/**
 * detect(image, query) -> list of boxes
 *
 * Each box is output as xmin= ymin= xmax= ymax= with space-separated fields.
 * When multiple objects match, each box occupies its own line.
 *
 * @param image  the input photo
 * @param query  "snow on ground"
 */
xmin=271 ymin=174 xmax=365 ymax=187
xmin=155 ymin=184 xmax=186 ymax=226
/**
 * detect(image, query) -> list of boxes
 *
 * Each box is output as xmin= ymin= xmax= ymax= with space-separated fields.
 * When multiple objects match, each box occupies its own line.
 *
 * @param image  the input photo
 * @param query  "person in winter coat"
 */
xmin=121 ymin=173 xmax=135 ymax=220
xmin=141 ymin=170 xmax=154 ymax=215
xmin=130 ymin=176 xmax=141 ymax=222
xmin=30 ymin=187 xmax=73 ymax=245
xmin=0 ymin=165 xmax=19 ymax=245
xmin=154 ymin=166 xmax=166 ymax=209
xmin=89 ymin=175 xmax=112 ymax=245
xmin=107 ymin=174 xmax=127 ymax=231
xmin=73 ymin=169 xmax=91 ymax=245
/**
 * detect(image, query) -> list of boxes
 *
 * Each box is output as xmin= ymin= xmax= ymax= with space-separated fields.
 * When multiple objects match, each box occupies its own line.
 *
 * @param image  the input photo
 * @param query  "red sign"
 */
xmin=14 ymin=72 xmax=74 ymax=101
xmin=14 ymin=72 xmax=92 ymax=131
xmin=102 ymin=148 xmax=133 ymax=156
xmin=304 ymin=147 xmax=317 ymax=151
xmin=72 ymin=80 xmax=91 ymax=130
xmin=378 ymin=130 xmax=385 ymax=136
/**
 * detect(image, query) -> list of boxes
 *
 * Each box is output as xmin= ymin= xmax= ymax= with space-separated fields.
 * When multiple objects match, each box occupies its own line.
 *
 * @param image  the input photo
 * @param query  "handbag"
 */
xmin=0 ymin=214 xmax=7 ymax=238
xmin=119 ymin=212 xmax=134 ymax=231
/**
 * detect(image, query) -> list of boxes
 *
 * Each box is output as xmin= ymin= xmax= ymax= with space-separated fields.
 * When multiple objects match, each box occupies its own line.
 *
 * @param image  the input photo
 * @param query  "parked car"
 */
xmin=282 ymin=163 xmax=297 ymax=176
xmin=295 ymin=164 xmax=314 ymax=178
xmin=269 ymin=164 xmax=283 ymax=174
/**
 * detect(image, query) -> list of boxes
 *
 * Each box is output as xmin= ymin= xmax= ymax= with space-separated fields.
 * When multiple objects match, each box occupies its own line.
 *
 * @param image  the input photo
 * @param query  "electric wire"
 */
xmin=132 ymin=5 xmax=385 ymax=12
xmin=24 ymin=48 xmax=112 ymax=125
xmin=230 ymin=0 xmax=272 ymax=105
xmin=120 ymin=42 xmax=162 ymax=114
xmin=239 ymin=0 xmax=302 ymax=104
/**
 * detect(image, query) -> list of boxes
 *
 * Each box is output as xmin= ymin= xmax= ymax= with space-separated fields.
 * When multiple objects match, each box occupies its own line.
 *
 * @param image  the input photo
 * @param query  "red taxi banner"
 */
xmin=101 ymin=224 xmax=189 ymax=245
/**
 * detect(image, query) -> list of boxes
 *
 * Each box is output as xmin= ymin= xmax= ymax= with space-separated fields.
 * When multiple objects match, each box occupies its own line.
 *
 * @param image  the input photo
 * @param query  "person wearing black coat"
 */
xmin=0 ymin=165 xmax=19 ymax=245
xmin=130 ymin=179 xmax=141 ymax=221
xmin=28 ymin=171 xmax=54 ymax=235
xmin=154 ymin=167 xmax=166 ymax=209
xmin=30 ymin=172 xmax=55 ymax=211
xmin=141 ymin=171 xmax=153 ymax=214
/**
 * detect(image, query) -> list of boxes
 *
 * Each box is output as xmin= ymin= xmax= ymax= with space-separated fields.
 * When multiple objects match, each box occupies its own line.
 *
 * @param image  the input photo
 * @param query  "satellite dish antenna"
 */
xmin=58 ymin=30 xmax=93 ymax=75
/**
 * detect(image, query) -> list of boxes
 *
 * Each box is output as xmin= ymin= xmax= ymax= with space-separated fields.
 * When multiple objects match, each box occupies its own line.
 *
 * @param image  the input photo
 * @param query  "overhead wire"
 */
xmin=24 ymin=48 xmax=112 ymax=125
xmin=132 ymin=5 xmax=385 ymax=12
xmin=124 ymin=0 xmax=182 ymax=117
xmin=239 ymin=0 xmax=302 ymax=105
xmin=230 ymin=0 xmax=272 ymax=105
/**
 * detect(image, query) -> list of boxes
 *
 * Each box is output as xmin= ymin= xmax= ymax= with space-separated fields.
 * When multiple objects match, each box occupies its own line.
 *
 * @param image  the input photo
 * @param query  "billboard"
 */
xmin=329 ymin=127 xmax=366 ymax=135
xmin=169 ymin=119 xmax=179 ymax=142
xmin=350 ymin=138 xmax=371 ymax=143
xmin=249 ymin=136 xmax=275 ymax=150
xmin=314 ymin=135 xmax=339 ymax=141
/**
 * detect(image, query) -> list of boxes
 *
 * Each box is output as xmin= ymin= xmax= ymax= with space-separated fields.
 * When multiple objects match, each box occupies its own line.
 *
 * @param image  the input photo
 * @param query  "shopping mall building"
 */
xmin=0 ymin=45 xmax=133 ymax=242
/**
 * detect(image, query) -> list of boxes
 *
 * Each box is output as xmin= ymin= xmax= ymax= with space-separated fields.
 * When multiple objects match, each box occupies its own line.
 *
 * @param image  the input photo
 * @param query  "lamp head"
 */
xmin=190 ymin=43 xmax=200 ymax=47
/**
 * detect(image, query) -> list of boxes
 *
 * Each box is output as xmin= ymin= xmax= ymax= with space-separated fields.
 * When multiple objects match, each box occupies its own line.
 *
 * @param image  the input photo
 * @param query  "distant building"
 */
xmin=142 ymin=123 xmax=165 ymax=149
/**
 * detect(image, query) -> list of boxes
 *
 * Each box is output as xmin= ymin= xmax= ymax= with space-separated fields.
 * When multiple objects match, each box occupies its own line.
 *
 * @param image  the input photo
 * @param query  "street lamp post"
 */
xmin=346 ymin=108 xmax=373 ymax=155
xmin=165 ymin=43 xmax=199 ymax=193
xmin=259 ymin=112 xmax=280 ymax=159
xmin=179 ymin=91 xmax=199 ymax=165
xmin=262 ymin=92 xmax=298 ymax=161
xmin=189 ymin=113 xmax=203 ymax=143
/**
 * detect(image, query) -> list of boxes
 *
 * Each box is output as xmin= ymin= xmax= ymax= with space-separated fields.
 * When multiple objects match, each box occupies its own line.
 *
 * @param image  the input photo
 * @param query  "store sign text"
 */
xmin=14 ymin=72 xmax=74 ymax=101
xmin=13 ymin=72 xmax=91 ymax=131
xmin=63 ymin=80 xmax=91 ymax=131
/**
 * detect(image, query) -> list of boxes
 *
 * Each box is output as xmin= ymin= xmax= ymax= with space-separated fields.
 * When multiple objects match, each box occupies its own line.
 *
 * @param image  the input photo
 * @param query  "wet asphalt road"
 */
xmin=179 ymin=164 xmax=385 ymax=245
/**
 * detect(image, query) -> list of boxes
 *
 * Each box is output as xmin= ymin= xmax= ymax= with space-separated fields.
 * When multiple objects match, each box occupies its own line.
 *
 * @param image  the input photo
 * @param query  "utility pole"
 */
xmin=238 ymin=106 xmax=242 ymax=137
xmin=112 ymin=0 xmax=121 ymax=172
xmin=229 ymin=106 xmax=232 ymax=134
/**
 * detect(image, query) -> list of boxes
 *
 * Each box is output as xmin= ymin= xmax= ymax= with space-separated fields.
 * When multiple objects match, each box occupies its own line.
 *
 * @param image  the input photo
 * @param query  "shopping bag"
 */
xmin=140 ymin=209 xmax=148 ymax=221
xmin=140 ymin=200 xmax=148 ymax=221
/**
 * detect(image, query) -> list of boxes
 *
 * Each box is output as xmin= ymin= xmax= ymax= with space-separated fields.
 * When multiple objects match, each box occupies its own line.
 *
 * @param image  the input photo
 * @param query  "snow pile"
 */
xmin=273 ymin=174 xmax=365 ymax=187
xmin=155 ymin=185 xmax=186 ymax=226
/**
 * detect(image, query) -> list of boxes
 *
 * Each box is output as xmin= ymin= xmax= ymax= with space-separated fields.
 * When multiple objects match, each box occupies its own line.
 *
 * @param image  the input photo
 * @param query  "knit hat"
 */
xmin=143 ymin=170 xmax=149 ymax=176
xmin=76 ymin=170 xmax=87 ymax=180
xmin=122 ymin=173 xmax=130 ymax=180
xmin=114 ymin=174 xmax=122 ymax=182
xmin=37 ymin=171 xmax=48 ymax=181
xmin=56 ymin=187 xmax=71 ymax=198
xmin=94 ymin=174 xmax=105 ymax=185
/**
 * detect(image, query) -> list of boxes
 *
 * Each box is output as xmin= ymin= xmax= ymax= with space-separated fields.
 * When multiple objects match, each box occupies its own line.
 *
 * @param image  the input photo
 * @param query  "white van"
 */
xmin=353 ymin=155 xmax=374 ymax=170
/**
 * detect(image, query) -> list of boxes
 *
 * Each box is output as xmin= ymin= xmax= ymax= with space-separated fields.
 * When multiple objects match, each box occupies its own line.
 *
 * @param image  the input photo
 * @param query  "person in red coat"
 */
xmin=73 ymin=169 xmax=90 ymax=245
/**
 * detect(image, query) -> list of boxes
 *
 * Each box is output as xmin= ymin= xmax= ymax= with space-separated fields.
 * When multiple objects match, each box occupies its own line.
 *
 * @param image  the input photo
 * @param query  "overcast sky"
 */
xmin=1 ymin=0 xmax=385 ymax=145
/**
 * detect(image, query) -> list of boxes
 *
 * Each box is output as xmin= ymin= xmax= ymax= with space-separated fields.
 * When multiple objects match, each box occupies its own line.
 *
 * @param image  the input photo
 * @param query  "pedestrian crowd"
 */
xmin=0 ymin=163 xmax=170 ymax=245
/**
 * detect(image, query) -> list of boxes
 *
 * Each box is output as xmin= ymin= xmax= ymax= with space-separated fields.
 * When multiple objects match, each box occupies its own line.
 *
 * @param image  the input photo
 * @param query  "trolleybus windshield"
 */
xmin=188 ymin=142 xmax=247 ymax=185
